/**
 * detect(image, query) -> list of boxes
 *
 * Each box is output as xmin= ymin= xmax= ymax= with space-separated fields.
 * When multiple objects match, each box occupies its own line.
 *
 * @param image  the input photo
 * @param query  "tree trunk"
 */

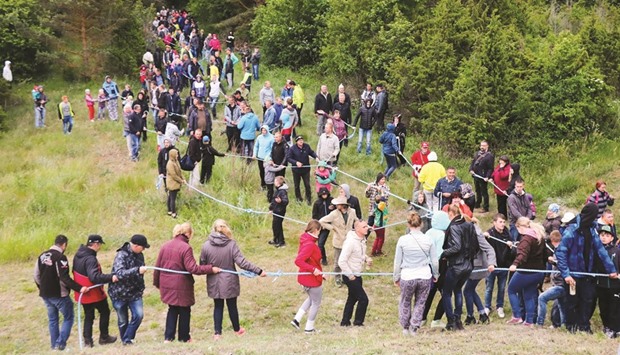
xmin=81 ymin=17 xmax=89 ymax=78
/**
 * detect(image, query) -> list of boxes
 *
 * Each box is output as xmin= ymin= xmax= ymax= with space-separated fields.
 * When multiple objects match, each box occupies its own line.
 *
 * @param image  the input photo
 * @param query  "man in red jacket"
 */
xmin=410 ymin=142 xmax=430 ymax=197
xmin=72 ymin=235 xmax=119 ymax=347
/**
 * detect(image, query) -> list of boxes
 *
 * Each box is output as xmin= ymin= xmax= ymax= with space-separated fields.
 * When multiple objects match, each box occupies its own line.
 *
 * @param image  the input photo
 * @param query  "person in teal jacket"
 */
xmin=237 ymin=106 xmax=260 ymax=164
xmin=253 ymin=125 xmax=274 ymax=188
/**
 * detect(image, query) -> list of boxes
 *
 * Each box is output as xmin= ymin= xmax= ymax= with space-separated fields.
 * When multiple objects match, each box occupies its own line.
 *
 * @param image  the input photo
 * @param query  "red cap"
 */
xmin=421 ymin=142 xmax=429 ymax=148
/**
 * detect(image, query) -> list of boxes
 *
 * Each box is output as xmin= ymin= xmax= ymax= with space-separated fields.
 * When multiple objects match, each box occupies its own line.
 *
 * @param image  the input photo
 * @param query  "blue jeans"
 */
xmin=357 ymin=129 xmax=372 ymax=153
xmin=35 ymin=107 xmax=46 ymax=127
xmin=209 ymin=96 xmax=218 ymax=117
xmin=252 ymin=63 xmax=259 ymax=80
xmin=42 ymin=296 xmax=74 ymax=349
xmin=508 ymin=271 xmax=544 ymax=323
xmin=537 ymin=285 xmax=565 ymax=326
xmin=464 ymin=278 xmax=484 ymax=316
xmin=62 ymin=115 xmax=74 ymax=134
xmin=384 ymin=154 xmax=397 ymax=179
xmin=112 ymin=298 xmax=144 ymax=344
xmin=129 ymin=133 xmax=140 ymax=160
xmin=485 ymin=270 xmax=508 ymax=309
xmin=442 ymin=266 xmax=471 ymax=319
xmin=509 ymin=224 xmax=519 ymax=242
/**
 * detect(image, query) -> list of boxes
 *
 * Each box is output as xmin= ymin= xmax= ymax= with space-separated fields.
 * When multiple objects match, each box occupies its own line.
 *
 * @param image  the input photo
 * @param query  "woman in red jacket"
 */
xmin=153 ymin=222 xmax=220 ymax=343
xmin=491 ymin=155 xmax=511 ymax=218
xmin=291 ymin=220 xmax=324 ymax=333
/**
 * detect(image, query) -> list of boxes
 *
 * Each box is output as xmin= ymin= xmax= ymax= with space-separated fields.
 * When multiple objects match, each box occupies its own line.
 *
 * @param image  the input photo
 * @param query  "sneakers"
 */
xmin=235 ymin=327 xmax=246 ymax=336
xmin=484 ymin=307 xmax=491 ymax=315
xmin=506 ymin=317 xmax=523 ymax=325
xmin=497 ymin=307 xmax=505 ymax=319
xmin=479 ymin=313 xmax=490 ymax=324
xmin=335 ymin=277 xmax=343 ymax=288
xmin=276 ymin=243 xmax=286 ymax=248
xmin=99 ymin=335 xmax=117 ymax=345
xmin=403 ymin=327 xmax=418 ymax=336
xmin=268 ymin=240 xmax=277 ymax=245
xmin=430 ymin=320 xmax=446 ymax=328
xmin=304 ymin=329 xmax=319 ymax=334
xmin=291 ymin=319 xmax=300 ymax=330
xmin=465 ymin=315 xmax=477 ymax=325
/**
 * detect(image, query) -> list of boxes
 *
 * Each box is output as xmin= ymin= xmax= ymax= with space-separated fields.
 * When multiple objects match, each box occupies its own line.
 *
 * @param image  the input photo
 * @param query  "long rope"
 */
xmin=472 ymin=172 xmax=507 ymax=196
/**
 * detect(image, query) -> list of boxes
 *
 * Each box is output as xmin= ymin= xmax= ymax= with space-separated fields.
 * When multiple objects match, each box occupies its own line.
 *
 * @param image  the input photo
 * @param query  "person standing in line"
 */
xmin=352 ymin=98 xmax=376 ymax=155
xmin=290 ymin=80 xmax=304 ymax=127
xmin=393 ymin=212 xmax=439 ymax=336
xmin=34 ymin=235 xmax=88 ymax=351
xmin=72 ymin=235 xmax=119 ymax=348
xmin=291 ymin=220 xmax=324 ymax=333
xmin=483 ymin=213 xmax=513 ymax=319
xmin=339 ymin=220 xmax=373 ymax=327
xmin=153 ymin=222 xmax=220 ymax=343
xmin=200 ymin=219 xmax=266 ymax=340
xmin=108 ymin=234 xmax=150 ymax=346
xmin=237 ymin=105 xmax=261 ymax=164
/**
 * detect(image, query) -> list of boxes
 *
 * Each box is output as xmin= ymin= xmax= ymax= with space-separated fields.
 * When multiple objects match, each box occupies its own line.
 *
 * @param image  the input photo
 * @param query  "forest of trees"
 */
xmin=2 ymin=0 xmax=620 ymax=159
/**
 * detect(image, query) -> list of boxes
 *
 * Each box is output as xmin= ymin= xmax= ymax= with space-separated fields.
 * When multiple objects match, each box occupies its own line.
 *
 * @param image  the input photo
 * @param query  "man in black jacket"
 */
xmin=440 ymin=205 xmax=478 ymax=331
xmin=314 ymin=85 xmax=332 ymax=136
xmin=34 ymin=235 xmax=87 ymax=351
xmin=374 ymin=84 xmax=388 ymax=131
xmin=72 ymin=235 xmax=118 ymax=347
xmin=286 ymin=135 xmax=317 ymax=205
xmin=353 ymin=99 xmax=376 ymax=154
xmin=187 ymin=129 xmax=203 ymax=188
xmin=483 ymin=213 xmax=513 ymax=318
xmin=128 ymin=105 xmax=143 ymax=162
xmin=270 ymin=132 xmax=288 ymax=178
xmin=469 ymin=140 xmax=495 ymax=212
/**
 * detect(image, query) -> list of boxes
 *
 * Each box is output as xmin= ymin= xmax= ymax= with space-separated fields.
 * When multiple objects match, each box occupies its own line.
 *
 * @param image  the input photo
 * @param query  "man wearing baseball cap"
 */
xmin=72 ymin=235 xmax=119 ymax=347
xmin=286 ymin=135 xmax=317 ymax=205
xmin=410 ymin=142 xmax=430 ymax=197
xmin=108 ymin=235 xmax=149 ymax=345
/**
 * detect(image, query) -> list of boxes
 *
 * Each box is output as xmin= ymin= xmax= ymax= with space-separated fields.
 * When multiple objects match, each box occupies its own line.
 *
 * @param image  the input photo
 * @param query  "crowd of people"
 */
xmin=29 ymin=5 xmax=620 ymax=352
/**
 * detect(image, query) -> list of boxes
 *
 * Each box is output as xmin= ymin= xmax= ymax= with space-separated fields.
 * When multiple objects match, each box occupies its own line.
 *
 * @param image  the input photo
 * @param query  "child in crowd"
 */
xmin=537 ymin=230 xmax=565 ymax=327
xmin=84 ymin=89 xmax=95 ymax=121
xmin=371 ymin=197 xmax=388 ymax=256
xmin=200 ymin=136 xmax=225 ymax=184
xmin=57 ymin=95 xmax=75 ymax=135
xmin=595 ymin=225 xmax=620 ymax=338
xmin=269 ymin=176 xmax=289 ymax=247
xmin=97 ymin=88 xmax=107 ymax=120
xmin=264 ymin=158 xmax=286 ymax=203
xmin=315 ymin=161 xmax=337 ymax=193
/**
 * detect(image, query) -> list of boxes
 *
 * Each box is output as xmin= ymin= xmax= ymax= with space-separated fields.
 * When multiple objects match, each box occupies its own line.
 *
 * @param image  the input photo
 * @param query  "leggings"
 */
xmin=213 ymin=298 xmax=240 ymax=335
xmin=296 ymin=286 xmax=323 ymax=329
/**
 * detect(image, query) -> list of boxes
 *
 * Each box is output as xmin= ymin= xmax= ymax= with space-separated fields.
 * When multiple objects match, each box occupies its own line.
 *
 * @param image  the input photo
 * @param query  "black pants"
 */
xmin=564 ymin=278 xmax=596 ymax=332
xmin=226 ymin=126 xmax=236 ymax=152
xmin=266 ymin=183 xmax=274 ymax=203
xmin=597 ymin=287 xmax=620 ymax=331
xmin=213 ymin=298 xmax=240 ymax=334
xmin=164 ymin=305 xmax=191 ymax=342
xmin=318 ymin=229 xmax=330 ymax=262
xmin=292 ymin=170 xmax=311 ymax=204
xmin=474 ymin=178 xmax=489 ymax=210
xmin=167 ymin=189 xmax=178 ymax=213
xmin=275 ymin=167 xmax=286 ymax=178
xmin=82 ymin=299 xmax=111 ymax=341
xmin=423 ymin=269 xmax=446 ymax=321
xmin=258 ymin=160 xmax=266 ymax=188
xmin=376 ymin=112 xmax=386 ymax=131
xmin=341 ymin=277 xmax=369 ymax=326
xmin=272 ymin=215 xmax=285 ymax=245
xmin=497 ymin=194 xmax=508 ymax=218
xmin=295 ymin=104 xmax=303 ymax=126
xmin=397 ymin=137 xmax=406 ymax=165
xmin=201 ymin=161 xmax=214 ymax=184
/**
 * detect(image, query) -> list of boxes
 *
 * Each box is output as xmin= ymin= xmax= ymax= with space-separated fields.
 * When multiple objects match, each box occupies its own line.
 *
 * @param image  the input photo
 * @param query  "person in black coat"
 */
xmin=353 ymin=99 xmax=376 ymax=154
xmin=269 ymin=176 xmax=289 ymax=247
xmin=314 ymin=85 xmax=333 ymax=136
xmin=128 ymin=105 xmax=144 ymax=161
xmin=469 ymin=140 xmax=495 ymax=212
xmin=200 ymin=135 xmax=225 ymax=184
xmin=157 ymin=138 xmax=179 ymax=189
xmin=312 ymin=187 xmax=335 ymax=265
xmin=286 ymin=135 xmax=317 ymax=205
xmin=393 ymin=114 xmax=407 ymax=166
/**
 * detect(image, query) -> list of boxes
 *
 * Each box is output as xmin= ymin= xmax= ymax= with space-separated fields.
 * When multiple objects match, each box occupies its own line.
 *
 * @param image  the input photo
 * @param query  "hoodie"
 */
xmin=295 ymin=232 xmax=323 ymax=287
xmin=253 ymin=126 xmax=274 ymax=159
xmin=379 ymin=123 xmax=399 ymax=155
xmin=426 ymin=211 xmax=450 ymax=259
xmin=312 ymin=188 xmax=334 ymax=220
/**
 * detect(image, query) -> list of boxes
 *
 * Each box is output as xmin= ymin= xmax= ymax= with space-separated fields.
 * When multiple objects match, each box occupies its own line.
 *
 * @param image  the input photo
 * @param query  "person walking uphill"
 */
xmin=291 ymin=220 xmax=324 ymax=333
xmin=469 ymin=140 xmax=494 ymax=213
xmin=72 ymin=235 xmax=118 ymax=348
xmin=153 ymin=222 xmax=221 ymax=343
xmin=556 ymin=203 xmax=618 ymax=334
xmin=108 ymin=234 xmax=150 ymax=346
xmin=34 ymin=235 xmax=88 ymax=351
xmin=379 ymin=123 xmax=400 ymax=180
xmin=339 ymin=220 xmax=373 ymax=327
xmin=200 ymin=219 xmax=267 ymax=340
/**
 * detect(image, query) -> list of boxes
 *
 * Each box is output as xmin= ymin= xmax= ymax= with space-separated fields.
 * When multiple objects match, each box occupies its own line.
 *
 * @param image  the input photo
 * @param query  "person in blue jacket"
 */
xmin=237 ymin=105 xmax=261 ymax=164
xmin=379 ymin=123 xmax=400 ymax=180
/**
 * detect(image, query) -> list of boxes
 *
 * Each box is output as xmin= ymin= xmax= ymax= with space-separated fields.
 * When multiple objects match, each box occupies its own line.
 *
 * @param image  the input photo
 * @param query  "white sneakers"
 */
xmin=430 ymin=320 xmax=446 ymax=328
xmin=497 ymin=307 xmax=505 ymax=318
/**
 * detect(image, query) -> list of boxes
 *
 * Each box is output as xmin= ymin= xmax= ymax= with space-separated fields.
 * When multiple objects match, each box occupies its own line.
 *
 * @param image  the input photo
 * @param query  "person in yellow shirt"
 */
xmin=291 ymin=81 xmax=304 ymax=127
xmin=417 ymin=151 xmax=446 ymax=211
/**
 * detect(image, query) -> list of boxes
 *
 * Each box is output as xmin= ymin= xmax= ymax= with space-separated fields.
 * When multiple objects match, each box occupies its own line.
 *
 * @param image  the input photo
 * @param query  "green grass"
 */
xmin=1 ymin=69 xmax=620 ymax=353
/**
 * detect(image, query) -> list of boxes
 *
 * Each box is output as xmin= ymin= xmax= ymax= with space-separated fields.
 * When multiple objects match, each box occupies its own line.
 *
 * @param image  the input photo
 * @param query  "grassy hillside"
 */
xmin=1 ymin=69 xmax=619 ymax=353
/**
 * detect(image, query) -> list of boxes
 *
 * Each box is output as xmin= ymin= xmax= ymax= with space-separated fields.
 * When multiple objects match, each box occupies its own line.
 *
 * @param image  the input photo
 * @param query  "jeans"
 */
xmin=464 ymin=278 xmax=484 ymax=316
xmin=42 ymin=296 xmax=74 ymax=349
xmin=357 ymin=129 xmax=372 ymax=154
xmin=226 ymin=73 xmax=233 ymax=88
xmin=442 ymin=265 xmax=472 ymax=319
xmin=384 ymin=154 xmax=397 ymax=179
xmin=112 ymin=298 xmax=144 ymax=344
xmin=252 ymin=64 xmax=259 ymax=80
xmin=82 ymin=299 xmax=111 ymax=341
xmin=241 ymin=139 xmax=254 ymax=162
xmin=129 ymin=133 xmax=140 ymax=160
xmin=35 ymin=107 xmax=46 ymax=127
xmin=209 ymin=96 xmax=218 ymax=117
xmin=341 ymin=277 xmax=368 ymax=326
xmin=508 ymin=271 xmax=544 ymax=323
xmin=509 ymin=224 xmax=520 ymax=242
xmin=564 ymin=277 xmax=597 ymax=332
xmin=485 ymin=270 xmax=508 ymax=309
xmin=62 ymin=115 xmax=74 ymax=134
xmin=213 ymin=298 xmax=240 ymax=334
xmin=165 ymin=305 xmax=191 ymax=342
xmin=537 ymin=285 xmax=565 ymax=326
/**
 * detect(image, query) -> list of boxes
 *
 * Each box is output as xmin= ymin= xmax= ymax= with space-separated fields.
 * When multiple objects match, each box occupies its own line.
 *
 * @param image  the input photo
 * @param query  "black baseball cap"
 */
xmin=130 ymin=234 xmax=150 ymax=248
xmin=87 ymin=234 xmax=105 ymax=244
xmin=295 ymin=135 xmax=304 ymax=142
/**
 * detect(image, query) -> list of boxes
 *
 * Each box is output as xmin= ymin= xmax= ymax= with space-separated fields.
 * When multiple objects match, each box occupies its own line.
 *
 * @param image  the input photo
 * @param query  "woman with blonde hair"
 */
xmin=200 ymin=220 xmax=266 ymax=340
xmin=506 ymin=217 xmax=548 ymax=326
xmin=153 ymin=222 xmax=220 ymax=343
